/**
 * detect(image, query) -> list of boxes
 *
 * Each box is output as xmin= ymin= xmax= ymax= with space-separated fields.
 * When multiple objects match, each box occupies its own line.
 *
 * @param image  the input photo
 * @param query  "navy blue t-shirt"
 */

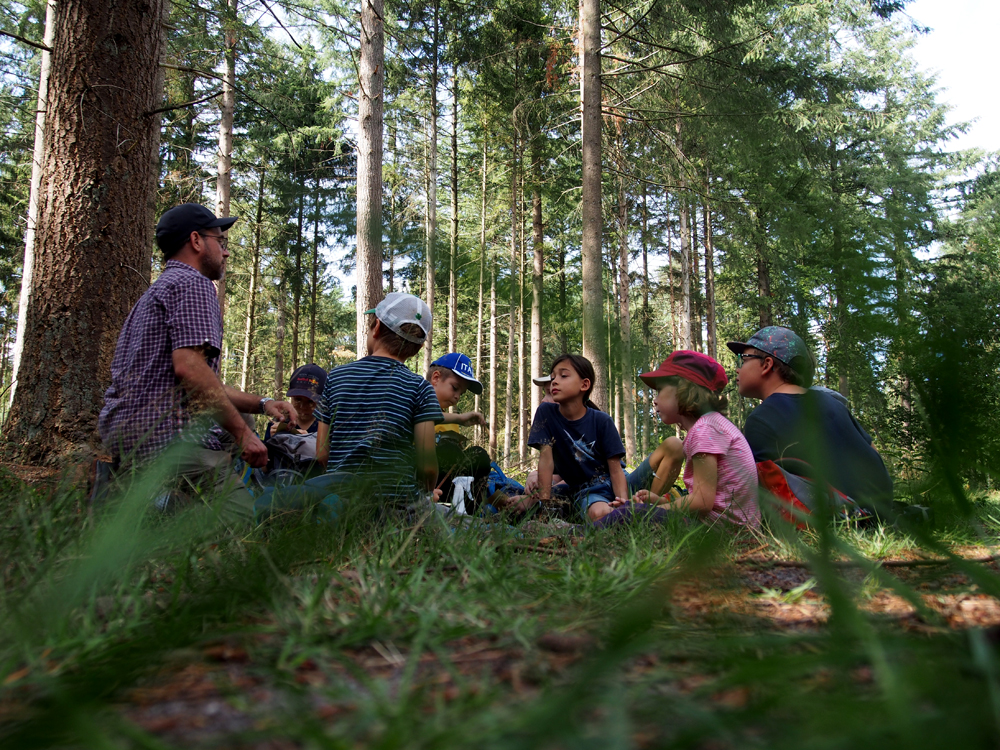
xmin=743 ymin=390 xmax=893 ymax=504
xmin=528 ymin=403 xmax=626 ymax=491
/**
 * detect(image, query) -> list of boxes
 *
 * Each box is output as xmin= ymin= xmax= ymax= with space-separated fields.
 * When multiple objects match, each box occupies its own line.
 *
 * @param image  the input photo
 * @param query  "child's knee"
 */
xmin=587 ymin=501 xmax=612 ymax=522
xmin=652 ymin=437 xmax=683 ymax=468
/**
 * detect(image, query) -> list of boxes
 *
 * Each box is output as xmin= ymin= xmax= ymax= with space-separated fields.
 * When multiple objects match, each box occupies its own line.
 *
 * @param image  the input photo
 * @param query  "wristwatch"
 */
xmin=259 ymin=396 xmax=274 ymax=414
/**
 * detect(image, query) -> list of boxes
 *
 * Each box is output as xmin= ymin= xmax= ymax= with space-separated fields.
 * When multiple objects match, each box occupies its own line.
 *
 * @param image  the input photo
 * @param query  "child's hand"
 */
xmin=634 ymin=489 xmax=663 ymax=505
xmin=459 ymin=411 xmax=486 ymax=427
xmin=610 ymin=496 xmax=630 ymax=508
xmin=433 ymin=488 xmax=443 ymax=502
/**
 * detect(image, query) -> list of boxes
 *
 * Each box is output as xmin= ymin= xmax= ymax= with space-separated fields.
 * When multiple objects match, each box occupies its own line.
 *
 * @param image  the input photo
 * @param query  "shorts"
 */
xmin=572 ymin=456 xmax=655 ymax=515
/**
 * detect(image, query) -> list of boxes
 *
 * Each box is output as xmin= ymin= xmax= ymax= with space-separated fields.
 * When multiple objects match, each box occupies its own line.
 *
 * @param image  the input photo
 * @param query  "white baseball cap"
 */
xmin=366 ymin=292 xmax=432 ymax=344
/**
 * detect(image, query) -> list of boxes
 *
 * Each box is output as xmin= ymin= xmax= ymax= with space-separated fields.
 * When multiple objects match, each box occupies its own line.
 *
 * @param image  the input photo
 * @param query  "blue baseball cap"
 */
xmin=431 ymin=353 xmax=483 ymax=395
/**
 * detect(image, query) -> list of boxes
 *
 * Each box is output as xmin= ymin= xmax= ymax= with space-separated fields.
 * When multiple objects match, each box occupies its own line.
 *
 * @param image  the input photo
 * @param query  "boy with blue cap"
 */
xmin=426 ymin=353 xmax=490 ymax=511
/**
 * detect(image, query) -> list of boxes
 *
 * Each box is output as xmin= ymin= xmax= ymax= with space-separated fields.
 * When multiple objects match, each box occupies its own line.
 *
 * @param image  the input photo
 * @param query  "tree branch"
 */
xmin=0 ymin=28 xmax=51 ymax=53
xmin=145 ymin=89 xmax=222 ymax=116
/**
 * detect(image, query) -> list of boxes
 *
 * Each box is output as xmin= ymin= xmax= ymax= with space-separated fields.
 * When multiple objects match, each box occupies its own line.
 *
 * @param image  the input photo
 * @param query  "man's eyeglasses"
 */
xmin=736 ymin=353 xmax=765 ymax=368
xmin=198 ymin=232 xmax=229 ymax=250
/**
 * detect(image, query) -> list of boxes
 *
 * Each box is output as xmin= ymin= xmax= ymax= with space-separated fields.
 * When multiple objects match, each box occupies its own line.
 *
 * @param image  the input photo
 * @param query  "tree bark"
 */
xmin=489 ymin=256 xmax=498 ymax=456
xmin=617 ymin=171 xmax=635 ymax=463
xmin=579 ymin=0 xmax=607 ymax=410
xmin=215 ymin=0 xmax=237 ymax=316
xmin=474 ymin=141 xmax=487 ymax=443
xmin=641 ymin=180 xmax=650 ymax=455
xmin=756 ymin=212 xmax=772 ymax=329
xmin=689 ymin=201 xmax=703 ymax=352
xmin=292 ymin=190 xmax=303 ymax=369
xmin=703 ymin=189 xmax=717 ymax=360
xmin=9 ymin=0 xmax=55 ymax=411
xmin=241 ymin=166 xmax=265 ymax=392
xmin=356 ymin=0 xmax=385 ymax=357
xmin=530 ymin=140 xmax=544 ymax=423
xmin=310 ymin=179 xmax=320 ymax=362
xmin=423 ymin=0 xmax=439 ymax=372
xmin=679 ymin=195 xmax=692 ymax=349
xmin=558 ymin=243 xmax=568 ymax=354
xmin=504 ymin=142 xmax=517 ymax=466
xmin=5 ymin=0 xmax=166 ymax=459
xmin=275 ymin=278 xmax=286 ymax=397
xmin=448 ymin=60 xmax=458 ymax=354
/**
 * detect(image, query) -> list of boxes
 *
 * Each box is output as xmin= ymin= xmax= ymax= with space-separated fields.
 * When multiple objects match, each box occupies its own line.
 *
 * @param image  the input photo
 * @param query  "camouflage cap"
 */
xmin=726 ymin=326 xmax=814 ymax=377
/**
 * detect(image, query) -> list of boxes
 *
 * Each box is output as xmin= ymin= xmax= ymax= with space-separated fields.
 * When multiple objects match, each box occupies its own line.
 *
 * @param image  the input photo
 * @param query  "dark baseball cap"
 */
xmin=286 ymin=363 xmax=327 ymax=401
xmin=156 ymin=203 xmax=238 ymax=255
xmin=727 ymin=326 xmax=814 ymax=377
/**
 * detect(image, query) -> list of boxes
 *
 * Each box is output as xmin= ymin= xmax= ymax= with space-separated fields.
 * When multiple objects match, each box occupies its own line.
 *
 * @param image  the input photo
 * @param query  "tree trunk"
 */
xmin=215 ymin=0 xmax=237 ymax=317
xmin=667 ymin=209 xmax=677 ymax=347
xmin=310 ymin=180 xmax=320 ymax=362
xmin=689 ymin=201 xmax=703 ymax=352
xmin=448 ymin=61 xmax=459 ymax=354
xmin=292 ymin=190 xmax=303 ymax=369
xmin=275 ymin=279 xmax=286 ymax=397
xmin=9 ymin=0 xmax=55 ymax=411
xmin=474 ymin=141 xmax=487 ymax=443
xmin=530 ymin=141 xmax=544 ymax=422
xmin=423 ymin=0 xmax=439 ymax=372
xmin=703 ymin=191 xmax=717 ymax=360
xmin=558 ymin=243 xmax=568 ymax=354
xmin=756 ymin=213 xmax=772 ymax=329
xmin=489 ymin=257 xmax=498 ymax=456
xmin=579 ymin=0 xmax=607 ymax=410
xmin=679 ymin=195 xmax=692 ymax=349
xmin=504 ymin=143 xmax=517 ymax=467
xmin=241 ymin=166 xmax=265 ymax=392
xmin=4 ymin=0 xmax=166 ymax=459
xmin=641 ymin=180 xmax=650 ymax=455
xmin=617 ymin=172 xmax=635 ymax=463
xmin=356 ymin=0 xmax=385 ymax=357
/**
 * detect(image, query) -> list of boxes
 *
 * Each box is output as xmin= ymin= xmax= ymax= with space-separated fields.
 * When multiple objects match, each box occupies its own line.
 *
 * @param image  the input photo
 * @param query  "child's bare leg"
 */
xmin=648 ymin=437 xmax=684 ymax=497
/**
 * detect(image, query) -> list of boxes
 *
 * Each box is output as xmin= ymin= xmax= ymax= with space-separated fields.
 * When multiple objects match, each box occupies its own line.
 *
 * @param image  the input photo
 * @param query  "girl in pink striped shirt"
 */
xmin=620 ymin=350 xmax=760 ymax=527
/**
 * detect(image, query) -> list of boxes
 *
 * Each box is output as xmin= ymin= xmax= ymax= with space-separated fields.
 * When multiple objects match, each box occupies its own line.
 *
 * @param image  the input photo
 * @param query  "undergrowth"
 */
xmin=1 ymin=464 xmax=1000 ymax=749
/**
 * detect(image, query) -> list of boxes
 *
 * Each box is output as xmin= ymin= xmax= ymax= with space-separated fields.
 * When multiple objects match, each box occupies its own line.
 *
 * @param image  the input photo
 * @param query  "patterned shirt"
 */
xmin=99 ymin=260 xmax=224 ymax=461
xmin=682 ymin=411 xmax=760 ymax=527
xmin=315 ymin=356 xmax=442 ymax=499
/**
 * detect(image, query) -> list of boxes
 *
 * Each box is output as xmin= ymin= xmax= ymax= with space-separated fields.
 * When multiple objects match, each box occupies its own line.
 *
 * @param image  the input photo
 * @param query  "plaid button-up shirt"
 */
xmin=99 ymin=260 xmax=225 ymax=461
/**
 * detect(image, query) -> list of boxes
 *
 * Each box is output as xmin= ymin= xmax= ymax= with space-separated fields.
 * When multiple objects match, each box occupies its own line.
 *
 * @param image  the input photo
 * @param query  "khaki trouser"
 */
xmin=167 ymin=447 xmax=255 ymax=525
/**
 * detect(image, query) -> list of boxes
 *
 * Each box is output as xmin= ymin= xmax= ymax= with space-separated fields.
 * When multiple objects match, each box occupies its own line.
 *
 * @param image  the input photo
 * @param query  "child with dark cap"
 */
xmin=265 ymin=363 xmax=327 ymax=440
xmin=728 ymin=326 xmax=892 ymax=509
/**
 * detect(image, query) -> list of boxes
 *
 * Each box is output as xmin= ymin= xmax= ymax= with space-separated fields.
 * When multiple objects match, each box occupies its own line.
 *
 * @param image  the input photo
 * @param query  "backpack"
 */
xmin=756 ymin=458 xmax=873 ymax=528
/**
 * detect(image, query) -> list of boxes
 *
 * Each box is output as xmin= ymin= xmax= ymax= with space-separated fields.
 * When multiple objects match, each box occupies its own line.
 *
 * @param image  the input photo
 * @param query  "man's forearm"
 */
xmin=174 ymin=352 xmax=252 ymax=442
xmin=223 ymin=384 xmax=266 ymax=414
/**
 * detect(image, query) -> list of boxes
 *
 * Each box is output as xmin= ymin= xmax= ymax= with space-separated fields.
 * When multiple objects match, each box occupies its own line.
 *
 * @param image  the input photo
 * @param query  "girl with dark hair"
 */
xmin=525 ymin=354 xmax=629 ymax=521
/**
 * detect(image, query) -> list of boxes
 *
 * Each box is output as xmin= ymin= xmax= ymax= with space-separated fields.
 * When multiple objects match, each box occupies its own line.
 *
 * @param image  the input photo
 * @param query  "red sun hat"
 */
xmin=638 ymin=350 xmax=728 ymax=393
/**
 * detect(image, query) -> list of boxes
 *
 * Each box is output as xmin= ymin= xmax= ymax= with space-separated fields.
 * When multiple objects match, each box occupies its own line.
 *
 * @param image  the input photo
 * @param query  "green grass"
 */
xmin=2 ymin=463 xmax=1000 ymax=749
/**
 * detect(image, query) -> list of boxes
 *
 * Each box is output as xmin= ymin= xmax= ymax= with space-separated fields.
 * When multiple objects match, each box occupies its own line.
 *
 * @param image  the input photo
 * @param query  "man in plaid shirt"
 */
xmin=99 ymin=203 xmax=296 ymax=522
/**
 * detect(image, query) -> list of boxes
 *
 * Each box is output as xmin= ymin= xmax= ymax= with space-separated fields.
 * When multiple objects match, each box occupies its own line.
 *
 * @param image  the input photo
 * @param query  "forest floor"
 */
xmin=2 ymin=465 xmax=1000 ymax=748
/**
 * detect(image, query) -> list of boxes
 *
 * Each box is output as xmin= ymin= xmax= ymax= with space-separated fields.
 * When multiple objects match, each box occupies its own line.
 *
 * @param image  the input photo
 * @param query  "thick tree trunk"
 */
xmin=488 ymin=257 xmax=498 ymax=456
xmin=703 ymin=194 xmax=717 ymax=359
xmin=5 ymin=0 xmax=166 ymax=459
xmin=9 ymin=0 xmax=55 ymax=411
xmin=241 ymin=166 xmax=265 ymax=392
xmin=530 ymin=142 xmax=544 ymax=422
xmin=215 ymin=0 xmax=237 ymax=316
xmin=474 ymin=142 xmax=487 ymax=443
xmin=617 ymin=172 xmax=635 ymax=463
xmin=356 ymin=0 xmax=385 ymax=357
xmin=579 ymin=0 xmax=607 ymax=410
xmin=423 ymin=0 xmax=439 ymax=372
xmin=448 ymin=62 xmax=458 ymax=354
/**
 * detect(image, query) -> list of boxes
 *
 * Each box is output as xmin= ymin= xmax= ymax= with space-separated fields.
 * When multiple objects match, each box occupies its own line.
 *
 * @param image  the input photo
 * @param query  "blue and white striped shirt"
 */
xmin=315 ymin=356 xmax=442 ymax=496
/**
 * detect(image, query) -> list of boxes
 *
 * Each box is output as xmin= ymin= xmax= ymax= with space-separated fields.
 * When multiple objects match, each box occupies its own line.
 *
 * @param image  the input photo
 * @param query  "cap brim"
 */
xmin=726 ymin=341 xmax=750 ymax=355
xmin=637 ymin=369 xmax=671 ymax=388
xmin=456 ymin=373 xmax=483 ymax=395
xmin=286 ymin=389 xmax=320 ymax=400
xmin=531 ymin=377 xmax=552 ymax=386
xmin=205 ymin=216 xmax=238 ymax=231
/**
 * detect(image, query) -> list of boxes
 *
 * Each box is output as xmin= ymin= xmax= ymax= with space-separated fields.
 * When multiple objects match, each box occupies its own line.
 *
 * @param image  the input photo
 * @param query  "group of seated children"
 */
xmin=255 ymin=290 xmax=892 ymax=529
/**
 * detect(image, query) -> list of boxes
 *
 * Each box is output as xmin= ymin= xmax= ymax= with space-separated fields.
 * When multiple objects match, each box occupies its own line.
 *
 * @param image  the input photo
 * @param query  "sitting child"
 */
xmin=426 ymin=353 xmax=490 ymax=511
xmin=525 ymin=354 xmax=629 ymax=521
xmin=727 ymin=326 xmax=892 ymax=512
xmin=254 ymin=293 xmax=442 ymax=520
xmin=265 ymin=363 xmax=326 ymax=440
xmin=614 ymin=350 xmax=760 ymax=527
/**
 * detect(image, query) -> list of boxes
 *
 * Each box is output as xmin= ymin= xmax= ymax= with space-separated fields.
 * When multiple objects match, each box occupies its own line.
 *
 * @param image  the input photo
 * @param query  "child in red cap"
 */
xmin=615 ymin=350 xmax=760 ymax=527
